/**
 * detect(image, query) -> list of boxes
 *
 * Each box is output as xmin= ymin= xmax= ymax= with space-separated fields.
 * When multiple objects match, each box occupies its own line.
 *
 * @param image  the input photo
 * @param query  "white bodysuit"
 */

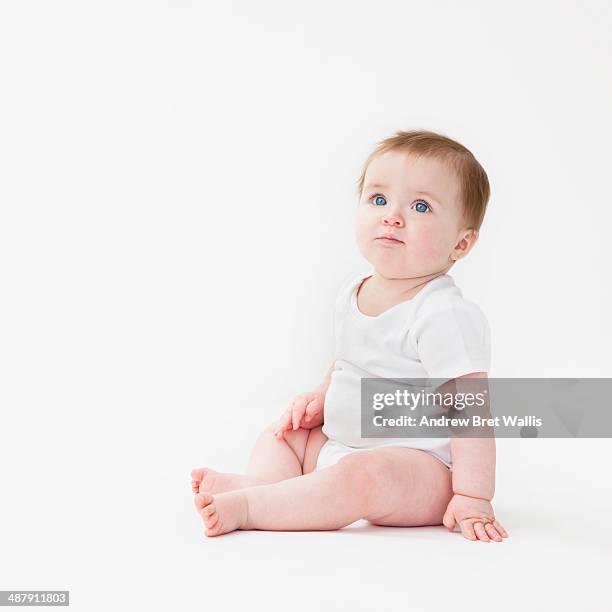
xmin=315 ymin=269 xmax=491 ymax=472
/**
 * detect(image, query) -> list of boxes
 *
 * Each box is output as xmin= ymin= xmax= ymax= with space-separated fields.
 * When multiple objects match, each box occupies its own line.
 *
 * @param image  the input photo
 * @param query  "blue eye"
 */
xmin=414 ymin=201 xmax=431 ymax=213
xmin=368 ymin=193 xmax=432 ymax=213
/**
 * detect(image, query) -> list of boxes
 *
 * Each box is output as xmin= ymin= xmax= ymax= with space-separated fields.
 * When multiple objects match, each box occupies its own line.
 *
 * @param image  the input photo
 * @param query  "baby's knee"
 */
xmin=336 ymin=452 xmax=387 ymax=494
xmin=336 ymin=452 xmax=410 ymax=518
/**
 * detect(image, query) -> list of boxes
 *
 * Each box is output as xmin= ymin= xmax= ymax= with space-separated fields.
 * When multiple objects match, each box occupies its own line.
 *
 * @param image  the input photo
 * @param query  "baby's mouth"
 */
xmin=375 ymin=236 xmax=404 ymax=245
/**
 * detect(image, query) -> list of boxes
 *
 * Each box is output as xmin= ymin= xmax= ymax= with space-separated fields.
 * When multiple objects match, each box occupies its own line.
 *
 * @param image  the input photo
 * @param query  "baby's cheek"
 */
xmin=412 ymin=226 xmax=448 ymax=260
xmin=354 ymin=227 xmax=369 ymax=252
xmin=354 ymin=215 xmax=375 ymax=249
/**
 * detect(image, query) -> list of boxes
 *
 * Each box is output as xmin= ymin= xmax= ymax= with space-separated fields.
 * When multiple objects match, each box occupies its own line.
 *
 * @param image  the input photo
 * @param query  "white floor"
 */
xmin=1 ymin=432 xmax=609 ymax=612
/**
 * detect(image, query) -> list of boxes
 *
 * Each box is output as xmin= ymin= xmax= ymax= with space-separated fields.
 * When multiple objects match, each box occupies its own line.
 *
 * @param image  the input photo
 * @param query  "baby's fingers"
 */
xmin=492 ymin=520 xmax=509 ymax=538
xmin=459 ymin=520 xmax=477 ymax=541
xmin=304 ymin=398 xmax=321 ymax=422
xmin=484 ymin=523 xmax=503 ymax=542
xmin=292 ymin=397 xmax=307 ymax=430
xmin=473 ymin=522 xmax=491 ymax=542
xmin=274 ymin=410 xmax=292 ymax=439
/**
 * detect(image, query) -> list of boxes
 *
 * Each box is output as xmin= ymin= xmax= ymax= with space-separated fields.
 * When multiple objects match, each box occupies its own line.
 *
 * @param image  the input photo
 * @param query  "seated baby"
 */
xmin=191 ymin=128 xmax=509 ymax=542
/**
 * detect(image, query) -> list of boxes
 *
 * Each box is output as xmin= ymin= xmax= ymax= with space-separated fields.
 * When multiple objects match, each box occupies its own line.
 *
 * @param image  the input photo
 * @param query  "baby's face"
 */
xmin=355 ymin=150 xmax=471 ymax=279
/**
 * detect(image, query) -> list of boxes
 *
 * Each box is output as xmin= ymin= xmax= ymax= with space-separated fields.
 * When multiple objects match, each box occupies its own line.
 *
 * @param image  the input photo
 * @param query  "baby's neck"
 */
xmin=369 ymin=268 xmax=449 ymax=300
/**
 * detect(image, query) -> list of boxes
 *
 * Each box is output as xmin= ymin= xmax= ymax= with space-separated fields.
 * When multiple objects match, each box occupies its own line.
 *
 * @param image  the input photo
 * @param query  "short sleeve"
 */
xmin=335 ymin=273 xmax=354 ymax=308
xmin=334 ymin=271 xmax=368 ymax=312
xmin=410 ymin=300 xmax=491 ymax=384
xmin=333 ymin=271 xmax=365 ymax=345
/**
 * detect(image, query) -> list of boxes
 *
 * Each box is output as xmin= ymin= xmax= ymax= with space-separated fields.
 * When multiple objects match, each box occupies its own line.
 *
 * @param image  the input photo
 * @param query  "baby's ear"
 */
xmin=452 ymin=229 xmax=478 ymax=261
xmin=462 ymin=228 xmax=479 ymax=246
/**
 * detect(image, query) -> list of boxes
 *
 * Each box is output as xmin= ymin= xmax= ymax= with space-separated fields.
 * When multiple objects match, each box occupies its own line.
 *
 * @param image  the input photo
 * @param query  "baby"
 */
xmin=191 ymin=129 xmax=509 ymax=542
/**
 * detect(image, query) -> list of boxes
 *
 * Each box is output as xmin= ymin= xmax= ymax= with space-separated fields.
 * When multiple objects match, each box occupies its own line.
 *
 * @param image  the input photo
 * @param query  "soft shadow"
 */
xmin=335 ymin=520 xmax=451 ymax=541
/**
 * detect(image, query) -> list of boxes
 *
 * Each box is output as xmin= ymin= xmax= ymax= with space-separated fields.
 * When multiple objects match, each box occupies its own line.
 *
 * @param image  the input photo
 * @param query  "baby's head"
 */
xmin=355 ymin=130 xmax=490 ymax=279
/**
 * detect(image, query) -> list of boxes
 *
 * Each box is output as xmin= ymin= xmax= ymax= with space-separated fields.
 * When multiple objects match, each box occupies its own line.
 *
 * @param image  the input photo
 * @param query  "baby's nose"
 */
xmin=383 ymin=215 xmax=404 ymax=227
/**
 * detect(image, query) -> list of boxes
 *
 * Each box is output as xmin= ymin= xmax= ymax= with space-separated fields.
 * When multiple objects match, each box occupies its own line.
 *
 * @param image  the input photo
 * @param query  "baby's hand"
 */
xmin=442 ymin=493 xmax=509 ymax=542
xmin=273 ymin=390 xmax=325 ymax=440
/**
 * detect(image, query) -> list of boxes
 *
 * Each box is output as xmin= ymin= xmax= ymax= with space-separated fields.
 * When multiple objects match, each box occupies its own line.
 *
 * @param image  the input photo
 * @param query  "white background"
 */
xmin=1 ymin=1 xmax=611 ymax=611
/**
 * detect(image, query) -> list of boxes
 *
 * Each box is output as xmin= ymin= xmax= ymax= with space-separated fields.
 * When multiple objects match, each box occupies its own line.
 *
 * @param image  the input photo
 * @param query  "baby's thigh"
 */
xmin=349 ymin=447 xmax=453 ymax=527
xmin=302 ymin=426 xmax=329 ymax=474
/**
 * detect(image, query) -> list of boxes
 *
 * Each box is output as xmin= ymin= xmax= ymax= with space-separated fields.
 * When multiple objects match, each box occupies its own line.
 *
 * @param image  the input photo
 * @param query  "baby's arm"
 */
xmin=451 ymin=429 xmax=495 ymax=501
xmin=442 ymin=372 xmax=509 ymax=542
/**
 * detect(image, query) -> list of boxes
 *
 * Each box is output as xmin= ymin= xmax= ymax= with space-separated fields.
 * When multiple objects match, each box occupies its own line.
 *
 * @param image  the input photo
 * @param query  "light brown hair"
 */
xmin=356 ymin=129 xmax=490 ymax=231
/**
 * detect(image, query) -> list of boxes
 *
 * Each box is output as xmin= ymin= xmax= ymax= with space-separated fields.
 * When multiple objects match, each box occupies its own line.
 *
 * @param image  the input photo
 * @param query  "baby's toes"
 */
xmin=191 ymin=468 xmax=204 ymax=480
xmin=204 ymin=510 xmax=220 ymax=532
xmin=201 ymin=504 xmax=217 ymax=528
xmin=191 ymin=468 xmax=205 ymax=492
xmin=194 ymin=493 xmax=222 ymax=535
xmin=194 ymin=491 xmax=214 ymax=512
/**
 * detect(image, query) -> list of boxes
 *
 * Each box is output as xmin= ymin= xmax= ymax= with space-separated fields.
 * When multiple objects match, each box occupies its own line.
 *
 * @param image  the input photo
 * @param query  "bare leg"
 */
xmin=194 ymin=447 xmax=453 ymax=537
xmin=244 ymin=421 xmax=310 ymax=481
xmin=191 ymin=421 xmax=325 ymax=495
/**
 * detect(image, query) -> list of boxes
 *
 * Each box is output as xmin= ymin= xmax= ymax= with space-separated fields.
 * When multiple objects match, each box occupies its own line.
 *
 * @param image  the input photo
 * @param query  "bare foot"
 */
xmin=190 ymin=468 xmax=268 ymax=495
xmin=194 ymin=491 xmax=249 ymax=537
